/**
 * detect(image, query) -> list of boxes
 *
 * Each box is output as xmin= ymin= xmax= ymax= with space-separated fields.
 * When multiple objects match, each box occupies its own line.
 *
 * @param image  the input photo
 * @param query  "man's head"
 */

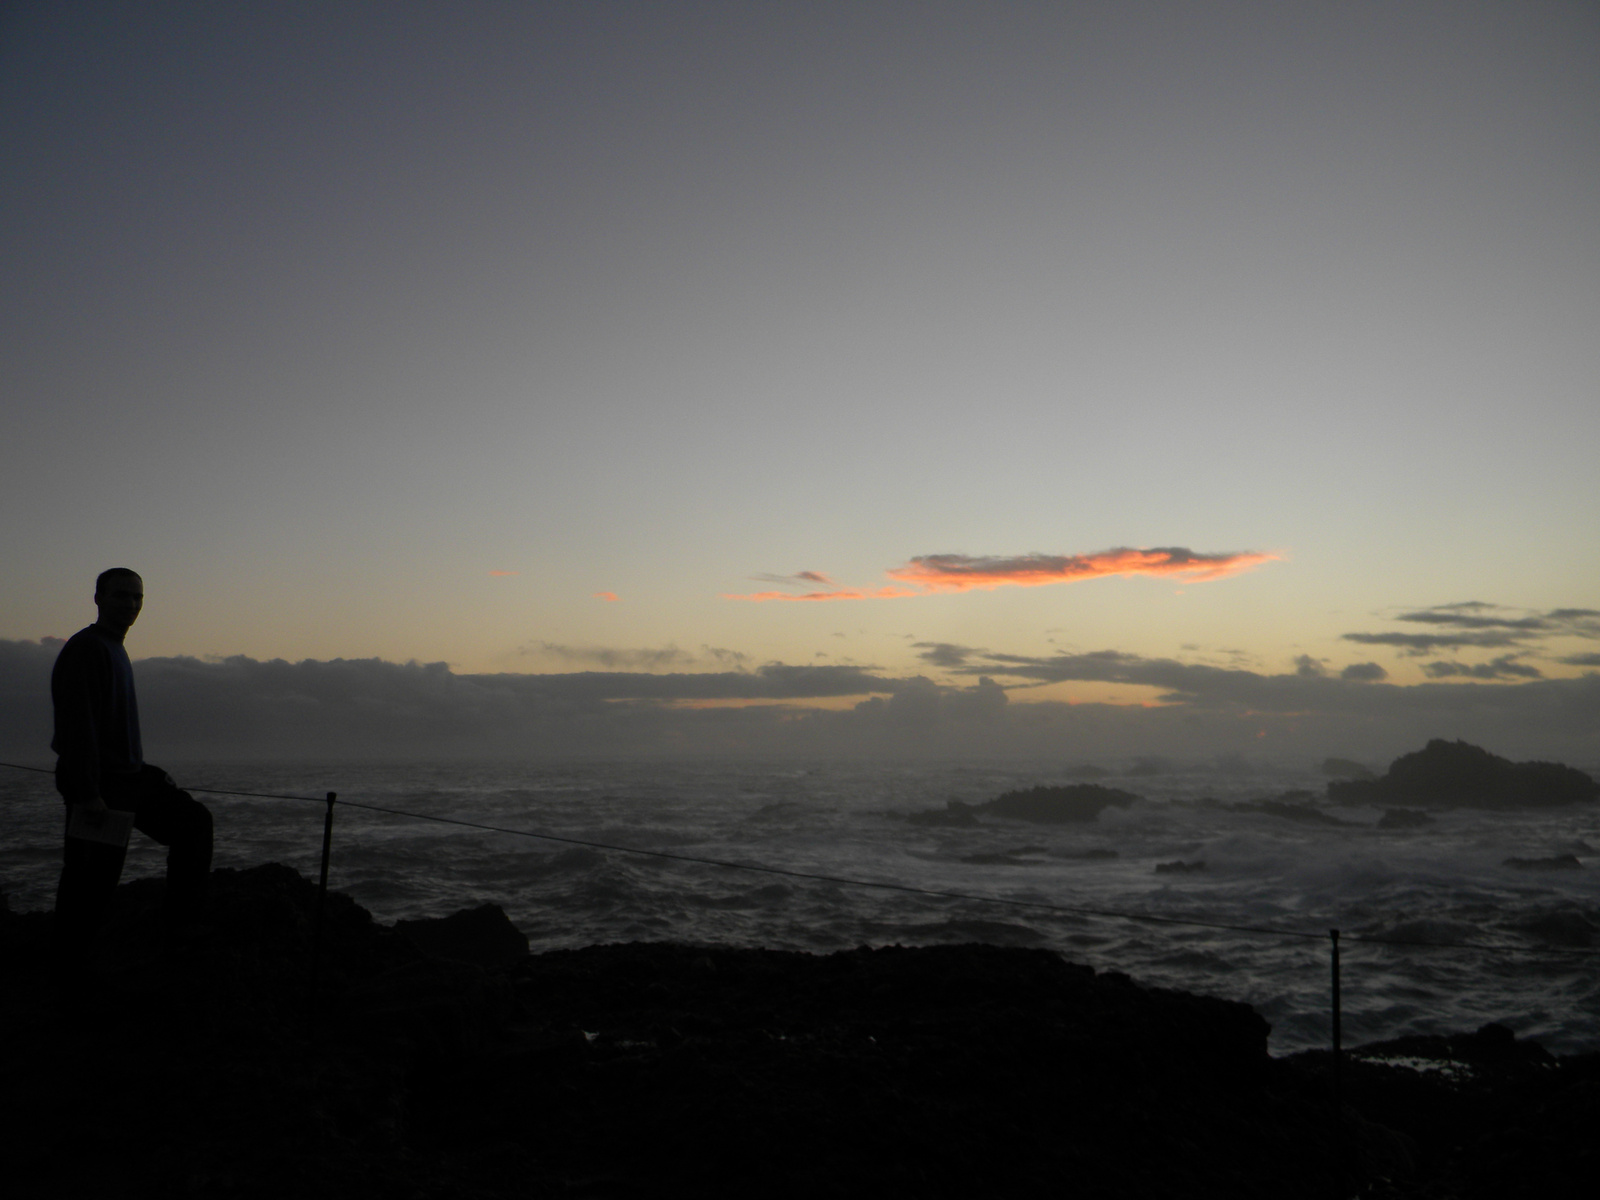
xmin=94 ymin=568 xmax=144 ymax=635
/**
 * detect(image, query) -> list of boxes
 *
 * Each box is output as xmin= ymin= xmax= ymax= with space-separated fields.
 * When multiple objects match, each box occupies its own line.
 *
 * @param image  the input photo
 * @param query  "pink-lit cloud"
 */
xmin=887 ymin=548 xmax=1280 ymax=591
xmin=489 ymin=570 xmax=519 ymax=577
xmin=594 ymin=591 xmax=620 ymax=602
xmin=724 ymin=547 xmax=1277 ymax=602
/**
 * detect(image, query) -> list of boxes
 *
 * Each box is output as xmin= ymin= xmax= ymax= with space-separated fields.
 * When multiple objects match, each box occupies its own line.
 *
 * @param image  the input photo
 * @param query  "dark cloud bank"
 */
xmin=3 ymin=638 xmax=1596 ymax=767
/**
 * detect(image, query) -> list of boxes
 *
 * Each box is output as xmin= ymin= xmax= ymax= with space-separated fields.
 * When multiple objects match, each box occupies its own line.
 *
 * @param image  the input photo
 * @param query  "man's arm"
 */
xmin=51 ymin=636 xmax=105 ymax=806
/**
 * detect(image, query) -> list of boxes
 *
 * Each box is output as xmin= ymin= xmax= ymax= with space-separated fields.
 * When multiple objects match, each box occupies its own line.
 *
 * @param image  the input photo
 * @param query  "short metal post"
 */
xmin=307 ymin=791 xmax=336 ymax=1039
xmin=318 ymin=792 xmax=336 ymax=898
xmin=1330 ymin=928 xmax=1344 ymax=1177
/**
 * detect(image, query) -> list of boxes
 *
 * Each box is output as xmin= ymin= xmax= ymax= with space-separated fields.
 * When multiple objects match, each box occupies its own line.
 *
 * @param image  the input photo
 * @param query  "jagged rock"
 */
xmin=1231 ymin=795 xmax=1354 ymax=825
xmin=904 ymin=784 xmax=1140 ymax=827
xmin=1321 ymin=756 xmax=1377 ymax=779
xmin=1503 ymin=855 xmax=1584 ymax=871
xmin=978 ymin=783 xmax=1140 ymax=823
xmin=1515 ymin=911 xmax=1597 ymax=947
xmin=1328 ymin=740 xmax=1599 ymax=809
xmin=4 ymin=863 xmax=1598 ymax=1198
xmin=905 ymin=799 xmax=983 ymax=827
xmin=396 ymin=903 xmax=529 ymax=965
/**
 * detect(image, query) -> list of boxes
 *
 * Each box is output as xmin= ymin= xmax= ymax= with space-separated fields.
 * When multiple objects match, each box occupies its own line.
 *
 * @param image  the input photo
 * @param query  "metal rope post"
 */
xmin=307 ymin=791 xmax=336 ymax=1039
xmin=1331 ymin=927 xmax=1342 ymax=1070
xmin=1330 ymin=928 xmax=1344 ymax=1180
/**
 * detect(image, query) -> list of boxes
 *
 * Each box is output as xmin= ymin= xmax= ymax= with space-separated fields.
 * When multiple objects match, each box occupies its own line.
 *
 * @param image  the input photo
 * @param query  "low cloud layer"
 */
xmin=3 ymin=634 xmax=1595 ymax=766
xmin=522 ymin=643 xmax=749 ymax=670
xmin=1422 ymin=656 xmax=1543 ymax=681
xmin=1341 ymin=604 xmax=1600 ymax=674
xmin=726 ymin=546 xmax=1275 ymax=602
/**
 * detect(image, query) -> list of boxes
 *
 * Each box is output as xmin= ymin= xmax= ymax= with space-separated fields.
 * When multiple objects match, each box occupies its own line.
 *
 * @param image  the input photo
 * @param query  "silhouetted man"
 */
xmin=52 ymin=568 xmax=212 ymax=972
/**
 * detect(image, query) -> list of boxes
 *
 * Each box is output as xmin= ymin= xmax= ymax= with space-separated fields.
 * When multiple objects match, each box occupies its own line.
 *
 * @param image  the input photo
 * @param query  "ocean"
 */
xmin=4 ymin=758 xmax=1598 ymax=1056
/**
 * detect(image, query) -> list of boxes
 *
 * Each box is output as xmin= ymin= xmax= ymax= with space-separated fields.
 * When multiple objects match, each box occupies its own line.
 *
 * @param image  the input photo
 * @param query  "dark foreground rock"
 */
xmin=2 ymin=864 xmax=1595 ymax=1198
xmin=1329 ymin=739 xmax=1598 ymax=809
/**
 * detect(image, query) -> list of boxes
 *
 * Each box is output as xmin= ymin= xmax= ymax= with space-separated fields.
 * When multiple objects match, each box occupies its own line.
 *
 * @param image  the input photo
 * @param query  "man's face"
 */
xmin=95 ymin=574 xmax=144 ymax=634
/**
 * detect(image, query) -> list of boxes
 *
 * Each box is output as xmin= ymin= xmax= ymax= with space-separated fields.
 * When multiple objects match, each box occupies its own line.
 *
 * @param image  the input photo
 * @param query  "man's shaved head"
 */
xmin=95 ymin=567 xmax=142 ymax=596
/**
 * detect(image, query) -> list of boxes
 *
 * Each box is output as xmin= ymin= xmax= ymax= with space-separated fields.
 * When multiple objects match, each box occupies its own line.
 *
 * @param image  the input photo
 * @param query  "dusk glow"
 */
xmin=1 ymin=0 xmax=1595 ymax=762
xmin=7 ymin=14 xmax=1599 ymax=1184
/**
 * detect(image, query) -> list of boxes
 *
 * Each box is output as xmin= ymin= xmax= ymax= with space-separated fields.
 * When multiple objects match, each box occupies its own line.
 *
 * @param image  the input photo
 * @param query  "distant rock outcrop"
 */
xmin=1327 ymin=740 xmax=1599 ymax=809
xmin=1376 ymin=808 xmax=1435 ymax=830
xmin=1230 ymin=793 xmax=1354 ymax=826
xmin=978 ymin=783 xmax=1139 ymax=823
xmin=904 ymin=800 xmax=982 ymax=827
xmin=902 ymin=784 xmax=1140 ymax=827
xmin=1321 ymin=757 xmax=1376 ymax=780
xmin=1502 ymin=855 xmax=1584 ymax=871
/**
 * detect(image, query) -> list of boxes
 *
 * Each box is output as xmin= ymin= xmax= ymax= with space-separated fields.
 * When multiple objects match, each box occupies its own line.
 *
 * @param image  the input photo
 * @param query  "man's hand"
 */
xmin=78 ymin=795 xmax=109 ymax=823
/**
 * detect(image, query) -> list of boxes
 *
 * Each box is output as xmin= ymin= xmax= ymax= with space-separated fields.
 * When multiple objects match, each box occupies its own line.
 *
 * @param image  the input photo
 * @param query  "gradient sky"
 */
xmin=3 ymin=1 xmax=1598 ymax=761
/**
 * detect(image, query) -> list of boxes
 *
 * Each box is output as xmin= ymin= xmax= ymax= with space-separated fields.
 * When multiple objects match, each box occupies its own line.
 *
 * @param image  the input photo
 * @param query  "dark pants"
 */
xmin=54 ymin=763 xmax=213 ymax=962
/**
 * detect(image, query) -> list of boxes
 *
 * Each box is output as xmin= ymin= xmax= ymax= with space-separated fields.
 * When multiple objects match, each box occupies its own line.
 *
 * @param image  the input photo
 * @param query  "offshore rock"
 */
xmin=1502 ymin=855 xmax=1584 ymax=871
xmin=1515 ymin=911 xmax=1598 ymax=947
xmin=1231 ymin=793 xmax=1354 ymax=825
xmin=1377 ymin=807 xmax=1435 ymax=830
xmin=977 ymin=783 xmax=1140 ymax=823
xmin=1328 ymin=739 xmax=1599 ymax=809
xmin=902 ymin=783 xmax=1139 ymax=826
xmin=904 ymin=799 xmax=983 ymax=827
xmin=1321 ymin=756 xmax=1377 ymax=780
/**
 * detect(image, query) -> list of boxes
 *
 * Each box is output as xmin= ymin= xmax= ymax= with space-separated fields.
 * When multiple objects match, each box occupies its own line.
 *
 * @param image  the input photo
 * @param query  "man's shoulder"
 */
xmin=55 ymin=625 xmax=116 ymax=665
xmin=60 ymin=624 xmax=107 ymax=649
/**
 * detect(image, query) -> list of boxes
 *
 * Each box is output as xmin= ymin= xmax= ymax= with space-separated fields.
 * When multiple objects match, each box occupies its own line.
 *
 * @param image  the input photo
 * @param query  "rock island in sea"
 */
xmin=3 ymin=863 xmax=1596 ymax=1198
xmin=1327 ymin=738 xmax=1600 ymax=809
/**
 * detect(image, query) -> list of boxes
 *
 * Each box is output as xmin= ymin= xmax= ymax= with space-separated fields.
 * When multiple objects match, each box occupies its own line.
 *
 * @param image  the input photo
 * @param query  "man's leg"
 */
xmin=130 ymin=765 xmax=213 ymax=923
xmin=53 ymin=812 xmax=128 ymax=973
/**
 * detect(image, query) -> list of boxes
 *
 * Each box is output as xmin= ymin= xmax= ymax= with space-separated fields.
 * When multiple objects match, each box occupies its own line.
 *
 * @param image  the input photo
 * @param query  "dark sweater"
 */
xmin=51 ymin=623 xmax=143 ymax=801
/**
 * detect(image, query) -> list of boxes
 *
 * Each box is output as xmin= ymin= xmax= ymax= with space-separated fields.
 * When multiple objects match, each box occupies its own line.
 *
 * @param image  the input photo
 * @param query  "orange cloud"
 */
xmin=886 ymin=548 xmax=1280 ymax=592
xmin=489 ymin=570 xmax=519 ymax=577
xmin=724 ymin=547 xmax=1277 ymax=602
xmin=594 ymin=591 xmax=620 ymax=602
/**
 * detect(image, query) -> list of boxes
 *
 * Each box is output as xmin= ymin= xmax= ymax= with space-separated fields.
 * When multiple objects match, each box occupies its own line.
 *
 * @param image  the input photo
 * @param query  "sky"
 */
xmin=3 ymin=1 xmax=1598 ymax=765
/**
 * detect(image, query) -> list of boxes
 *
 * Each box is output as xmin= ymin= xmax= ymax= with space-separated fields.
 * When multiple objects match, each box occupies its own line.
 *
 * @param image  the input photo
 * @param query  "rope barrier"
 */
xmin=4 ymin=759 xmax=1598 ymax=957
